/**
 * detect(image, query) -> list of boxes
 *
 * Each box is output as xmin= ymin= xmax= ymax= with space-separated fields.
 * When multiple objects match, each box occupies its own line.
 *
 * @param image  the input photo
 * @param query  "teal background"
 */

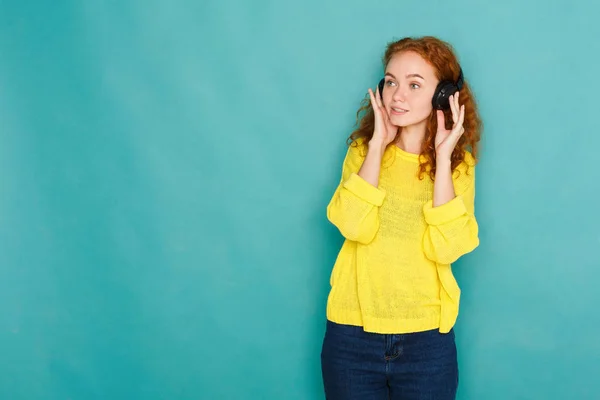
xmin=1 ymin=1 xmax=599 ymax=399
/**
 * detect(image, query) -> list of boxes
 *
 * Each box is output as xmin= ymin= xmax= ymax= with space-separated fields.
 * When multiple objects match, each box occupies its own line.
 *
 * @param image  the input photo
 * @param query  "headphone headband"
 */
xmin=456 ymin=67 xmax=464 ymax=90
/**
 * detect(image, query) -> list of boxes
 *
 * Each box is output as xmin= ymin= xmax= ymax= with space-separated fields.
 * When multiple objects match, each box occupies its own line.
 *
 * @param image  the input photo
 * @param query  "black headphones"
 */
xmin=378 ymin=67 xmax=464 ymax=110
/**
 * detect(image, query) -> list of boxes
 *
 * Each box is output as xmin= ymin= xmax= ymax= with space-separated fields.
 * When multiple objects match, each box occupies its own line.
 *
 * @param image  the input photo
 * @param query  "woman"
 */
xmin=321 ymin=36 xmax=482 ymax=399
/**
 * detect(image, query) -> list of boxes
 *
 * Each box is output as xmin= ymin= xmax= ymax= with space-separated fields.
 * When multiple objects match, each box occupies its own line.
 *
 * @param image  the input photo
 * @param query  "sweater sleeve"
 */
xmin=422 ymin=161 xmax=479 ymax=264
xmin=326 ymin=141 xmax=386 ymax=244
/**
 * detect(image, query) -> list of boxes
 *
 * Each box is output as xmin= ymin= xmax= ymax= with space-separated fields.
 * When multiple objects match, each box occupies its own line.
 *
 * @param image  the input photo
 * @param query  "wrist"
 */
xmin=368 ymin=139 xmax=387 ymax=154
xmin=435 ymin=155 xmax=452 ymax=169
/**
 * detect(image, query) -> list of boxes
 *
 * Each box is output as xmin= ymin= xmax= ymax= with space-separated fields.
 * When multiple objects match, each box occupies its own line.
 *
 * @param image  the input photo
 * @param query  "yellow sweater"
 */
xmin=325 ymin=139 xmax=479 ymax=334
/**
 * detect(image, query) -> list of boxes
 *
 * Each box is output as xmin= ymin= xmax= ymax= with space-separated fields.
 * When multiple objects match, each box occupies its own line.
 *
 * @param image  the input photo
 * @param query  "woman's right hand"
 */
xmin=367 ymin=85 xmax=399 ymax=150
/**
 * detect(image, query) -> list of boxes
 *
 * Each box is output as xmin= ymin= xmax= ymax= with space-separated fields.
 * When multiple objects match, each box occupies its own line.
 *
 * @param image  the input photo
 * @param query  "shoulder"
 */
xmin=349 ymin=137 xmax=368 ymax=153
xmin=345 ymin=137 xmax=369 ymax=162
xmin=455 ymin=150 xmax=477 ymax=173
xmin=452 ymin=150 xmax=477 ymax=188
xmin=346 ymin=137 xmax=397 ymax=170
xmin=463 ymin=150 xmax=476 ymax=167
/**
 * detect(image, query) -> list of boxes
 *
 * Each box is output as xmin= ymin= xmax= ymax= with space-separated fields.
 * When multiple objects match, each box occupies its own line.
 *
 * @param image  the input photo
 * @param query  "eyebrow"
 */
xmin=385 ymin=72 xmax=425 ymax=80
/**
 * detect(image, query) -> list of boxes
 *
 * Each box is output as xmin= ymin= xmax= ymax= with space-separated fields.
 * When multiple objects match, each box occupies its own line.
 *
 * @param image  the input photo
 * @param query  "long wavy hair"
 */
xmin=348 ymin=36 xmax=482 ymax=180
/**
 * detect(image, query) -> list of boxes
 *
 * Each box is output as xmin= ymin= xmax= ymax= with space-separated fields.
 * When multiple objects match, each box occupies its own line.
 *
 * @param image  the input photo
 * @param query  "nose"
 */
xmin=392 ymin=85 xmax=407 ymax=102
xmin=392 ymin=88 xmax=406 ymax=102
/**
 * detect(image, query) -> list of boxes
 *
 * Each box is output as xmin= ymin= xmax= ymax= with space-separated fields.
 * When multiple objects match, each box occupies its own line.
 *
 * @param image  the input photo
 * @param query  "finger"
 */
xmin=448 ymin=95 xmax=456 ymax=127
xmin=436 ymin=109 xmax=445 ymax=130
xmin=449 ymin=94 xmax=459 ymax=126
xmin=450 ymin=105 xmax=466 ymax=140
xmin=368 ymin=88 xmax=379 ymax=111
xmin=375 ymin=85 xmax=384 ymax=110
xmin=381 ymin=103 xmax=394 ymax=127
xmin=384 ymin=111 xmax=398 ymax=133
xmin=458 ymin=104 xmax=465 ymax=131
xmin=455 ymin=92 xmax=461 ymax=118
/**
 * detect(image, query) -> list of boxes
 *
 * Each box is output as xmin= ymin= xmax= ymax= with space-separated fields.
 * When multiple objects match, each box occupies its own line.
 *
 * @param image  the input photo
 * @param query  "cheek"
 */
xmin=421 ymin=90 xmax=436 ymax=109
xmin=412 ymin=96 xmax=433 ymax=115
xmin=383 ymin=91 xmax=393 ymax=107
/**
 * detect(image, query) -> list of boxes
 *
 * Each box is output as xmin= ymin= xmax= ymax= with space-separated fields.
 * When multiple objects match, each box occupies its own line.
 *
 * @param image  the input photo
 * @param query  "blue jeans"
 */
xmin=321 ymin=320 xmax=458 ymax=400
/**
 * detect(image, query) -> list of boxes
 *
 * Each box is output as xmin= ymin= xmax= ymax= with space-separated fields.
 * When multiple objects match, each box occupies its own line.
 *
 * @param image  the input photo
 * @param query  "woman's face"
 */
xmin=381 ymin=51 xmax=440 ymax=129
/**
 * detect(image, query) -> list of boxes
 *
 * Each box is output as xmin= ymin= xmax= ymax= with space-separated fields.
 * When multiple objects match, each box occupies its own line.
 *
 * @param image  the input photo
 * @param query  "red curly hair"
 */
xmin=348 ymin=36 xmax=482 ymax=180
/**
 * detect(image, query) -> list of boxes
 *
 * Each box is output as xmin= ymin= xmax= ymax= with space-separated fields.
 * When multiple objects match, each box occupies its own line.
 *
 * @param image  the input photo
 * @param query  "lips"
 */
xmin=390 ymin=107 xmax=408 ymax=115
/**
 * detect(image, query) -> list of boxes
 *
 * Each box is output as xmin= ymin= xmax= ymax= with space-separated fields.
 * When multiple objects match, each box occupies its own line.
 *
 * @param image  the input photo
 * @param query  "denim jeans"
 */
xmin=321 ymin=320 xmax=458 ymax=400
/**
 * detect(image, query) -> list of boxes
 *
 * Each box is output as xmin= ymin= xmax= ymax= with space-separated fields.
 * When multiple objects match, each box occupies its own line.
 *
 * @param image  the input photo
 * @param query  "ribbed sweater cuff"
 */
xmin=423 ymin=195 xmax=467 ymax=225
xmin=343 ymin=173 xmax=386 ymax=206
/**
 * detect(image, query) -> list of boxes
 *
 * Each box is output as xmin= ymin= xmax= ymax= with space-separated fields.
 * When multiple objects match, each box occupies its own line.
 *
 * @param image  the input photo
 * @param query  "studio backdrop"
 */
xmin=1 ymin=1 xmax=599 ymax=399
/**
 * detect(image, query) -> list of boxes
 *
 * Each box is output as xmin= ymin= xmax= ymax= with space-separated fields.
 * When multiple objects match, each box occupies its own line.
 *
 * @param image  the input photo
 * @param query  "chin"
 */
xmin=390 ymin=114 xmax=428 ymax=128
xmin=390 ymin=116 xmax=415 ymax=127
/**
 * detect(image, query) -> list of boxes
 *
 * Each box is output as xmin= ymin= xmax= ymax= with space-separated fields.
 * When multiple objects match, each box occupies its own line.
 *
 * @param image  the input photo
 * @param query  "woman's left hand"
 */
xmin=435 ymin=92 xmax=465 ymax=162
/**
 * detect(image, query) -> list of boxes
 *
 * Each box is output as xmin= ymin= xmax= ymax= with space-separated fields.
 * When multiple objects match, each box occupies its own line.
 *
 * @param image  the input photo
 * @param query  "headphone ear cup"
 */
xmin=378 ymin=79 xmax=385 ymax=100
xmin=432 ymin=81 xmax=458 ymax=110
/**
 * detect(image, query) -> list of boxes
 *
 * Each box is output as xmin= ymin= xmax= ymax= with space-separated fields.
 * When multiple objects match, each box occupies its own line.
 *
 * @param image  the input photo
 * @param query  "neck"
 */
xmin=395 ymin=123 xmax=427 ymax=154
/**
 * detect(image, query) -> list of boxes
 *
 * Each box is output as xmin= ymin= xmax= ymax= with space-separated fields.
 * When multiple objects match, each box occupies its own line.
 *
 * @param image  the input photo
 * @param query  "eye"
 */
xmin=410 ymin=83 xmax=420 ymax=89
xmin=385 ymin=80 xmax=397 ymax=87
